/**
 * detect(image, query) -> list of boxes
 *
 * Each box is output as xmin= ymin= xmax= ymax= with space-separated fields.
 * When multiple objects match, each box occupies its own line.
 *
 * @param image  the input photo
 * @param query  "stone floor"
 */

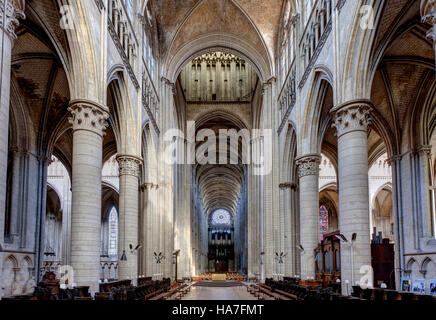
xmin=181 ymin=285 xmax=258 ymax=300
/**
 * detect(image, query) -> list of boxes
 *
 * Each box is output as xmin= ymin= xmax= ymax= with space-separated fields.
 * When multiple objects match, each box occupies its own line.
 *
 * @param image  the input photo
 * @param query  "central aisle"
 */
xmin=181 ymin=286 xmax=257 ymax=300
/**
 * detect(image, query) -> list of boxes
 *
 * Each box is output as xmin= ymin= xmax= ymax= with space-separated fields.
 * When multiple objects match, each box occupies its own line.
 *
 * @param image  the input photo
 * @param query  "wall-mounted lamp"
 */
xmin=130 ymin=244 xmax=142 ymax=254
xmin=120 ymin=250 xmax=127 ymax=261
xmin=154 ymin=252 xmax=165 ymax=264
xmin=296 ymin=245 xmax=305 ymax=254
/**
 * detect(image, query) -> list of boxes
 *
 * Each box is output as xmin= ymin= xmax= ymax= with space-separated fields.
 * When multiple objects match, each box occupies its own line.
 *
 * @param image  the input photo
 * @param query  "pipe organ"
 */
xmin=208 ymin=228 xmax=235 ymax=273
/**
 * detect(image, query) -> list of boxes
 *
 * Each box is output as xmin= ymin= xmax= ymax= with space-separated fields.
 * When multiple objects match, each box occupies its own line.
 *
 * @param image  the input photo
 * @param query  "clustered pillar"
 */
xmin=68 ymin=100 xmax=109 ymax=294
xmin=296 ymin=154 xmax=320 ymax=279
xmin=331 ymin=100 xmax=372 ymax=294
xmin=117 ymin=155 xmax=142 ymax=283
xmin=261 ymin=79 xmax=280 ymax=280
xmin=0 ymin=0 xmax=25 ymax=299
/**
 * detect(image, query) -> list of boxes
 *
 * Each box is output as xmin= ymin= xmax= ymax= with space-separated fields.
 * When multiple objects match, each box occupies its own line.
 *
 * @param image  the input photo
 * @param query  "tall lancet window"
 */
xmin=319 ymin=205 xmax=328 ymax=240
xmin=108 ymin=207 xmax=118 ymax=257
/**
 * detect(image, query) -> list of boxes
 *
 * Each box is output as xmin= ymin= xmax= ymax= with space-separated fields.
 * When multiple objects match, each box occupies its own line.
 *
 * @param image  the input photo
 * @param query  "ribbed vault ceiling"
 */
xmin=152 ymin=0 xmax=283 ymax=62
xmin=195 ymin=117 xmax=246 ymax=218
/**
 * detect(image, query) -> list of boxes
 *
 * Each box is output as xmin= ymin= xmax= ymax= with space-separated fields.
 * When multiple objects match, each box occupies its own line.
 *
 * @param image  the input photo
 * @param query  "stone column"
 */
xmin=387 ymin=154 xmax=404 ymax=291
xmin=417 ymin=146 xmax=434 ymax=238
xmin=141 ymin=182 xmax=157 ymax=277
xmin=68 ymin=100 xmax=109 ymax=294
xmin=174 ymin=138 xmax=191 ymax=279
xmin=331 ymin=100 xmax=372 ymax=293
xmin=139 ymin=183 xmax=148 ymax=277
xmin=247 ymin=161 xmax=256 ymax=279
xmin=0 ymin=0 xmax=24 ymax=300
xmin=280 ymin=182 xmax=296 ymax=276
xmin=117 ymin=155 xmax=141 ymax=283
xmin=261 ymin=79 xmax=280 ymax=280
xmin=296 ymin=155 xmax=321 ymax=279
xmin=160 ymin=78 xmax=175 ymax=279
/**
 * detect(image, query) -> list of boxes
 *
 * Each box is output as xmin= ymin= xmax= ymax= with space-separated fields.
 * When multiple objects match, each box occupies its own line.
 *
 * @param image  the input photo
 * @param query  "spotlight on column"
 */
xmin=130 ymin=244 xmax=142 ymax=254
xmin=335 ymin=234 xmax=348 ymax=243
xmin=351 ymin=233 xmax=357 ymax=242
xmin=296 ymin=245 xmax=305 ymax=253
xmin=121 ymin=250 xmax=127 ymax=261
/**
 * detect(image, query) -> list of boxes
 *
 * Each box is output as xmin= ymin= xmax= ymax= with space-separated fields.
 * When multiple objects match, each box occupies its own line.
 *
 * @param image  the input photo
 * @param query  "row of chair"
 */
xmin=94 ymin=278 xmax=172 ymax=300
xmin=260 ymin=278 xmax=362 ymax=301
xmin=151 ymin=282 xmax=192 ymax=300
xmin=352 ymin=286 xmax=436 ymax=301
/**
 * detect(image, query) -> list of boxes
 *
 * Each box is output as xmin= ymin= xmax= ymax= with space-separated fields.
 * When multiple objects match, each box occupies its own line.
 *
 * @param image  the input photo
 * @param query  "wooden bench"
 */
xmin=164 ymin=287 xmax=183 ymax=300
xmin=95 ymin=292 xmax=112 ymax=300
xmin=174 ymin=284 xmax=192 ymax=300
xmin=99 ymin=280 xmax=131 ymax=293
xmin=179 ymin=284 xmax=191 ymax=295
xmin=247 ymin=284 xmax=260 ymax=297
xmin=151 ymin=283 xmax=192 ymax=300
xmin=275 ymin=289 xmax=300 ymax=300
xmin=258 ymin=284 xmax=290 ymax=300
xmin=260 ymin=283 xmax=273 ymax=291
xmin=1 ymin=294 xmax=36 ymax=301
xmin=257 ymin=292 xmax=275 ymax=300
xmin=150 ymin=286 xmax=179 ymax=300
xmin=74 ymin=296 xmax=93 ymax=301
xmin=143 ymin=288 xmax=162 ymax=300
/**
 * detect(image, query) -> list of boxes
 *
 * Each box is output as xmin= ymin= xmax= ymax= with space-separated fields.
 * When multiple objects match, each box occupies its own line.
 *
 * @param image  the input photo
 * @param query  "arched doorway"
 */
xmin=371 ymin=185 xmax=394 ymax=243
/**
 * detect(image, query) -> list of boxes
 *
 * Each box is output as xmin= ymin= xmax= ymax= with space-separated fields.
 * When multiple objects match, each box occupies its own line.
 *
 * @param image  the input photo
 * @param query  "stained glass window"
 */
xmin=319 ymin=205 xmax=328 ymax=240
xmin=211 ymin=209 xmax=232 ymax=226
xmin=108 ymin=207 xmax=118 ymax=257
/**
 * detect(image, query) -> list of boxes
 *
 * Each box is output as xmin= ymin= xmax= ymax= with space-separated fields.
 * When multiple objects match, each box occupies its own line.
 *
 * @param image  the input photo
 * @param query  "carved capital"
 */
xmin=261 ymin=80 xmax=274 ymax=96
xmin=140 ymin=182 xmax=159 ymax=191
xmin=161 ymin=77 xmax=176 ymax=95
xmin=386 ymin=154 xmax=402 ymax=165
xmin=331 ymin=100 xmax=373 ymax=138
xmin=417 ymin=145 xmax=432 ymax=160
xmin=279 ymin=182 xmax=297 ymax=190
xmin=117 ymin=155 xmax=142 ymax=177
xmin=427 ymin=26 xmax=436 ymax=43
xmin=290 ymin=13 xmax=300 ymax=26
xmin=68 ymin=100 xmax=109 ymax=136
xmin=421 ymin=1 xmax=436 ymax=45
xmin=296 ymin=154 xmax=321 ymax=178
xmin=0 ymin=0 xmax=25 ymax=40
xmin=421 ymin=0 xmax=436 ymax=24
xmin=161 ymin=76 xmax=171 ymax=85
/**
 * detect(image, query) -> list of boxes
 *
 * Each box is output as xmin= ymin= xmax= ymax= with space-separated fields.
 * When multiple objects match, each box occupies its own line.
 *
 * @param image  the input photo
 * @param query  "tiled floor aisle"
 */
xmin=181 ymin=286 xmax=258 ymax=300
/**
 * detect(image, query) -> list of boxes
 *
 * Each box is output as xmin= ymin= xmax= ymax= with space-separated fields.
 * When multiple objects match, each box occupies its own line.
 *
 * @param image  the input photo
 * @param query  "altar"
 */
xmin=212 ymin=274 xmax=227 ymax=281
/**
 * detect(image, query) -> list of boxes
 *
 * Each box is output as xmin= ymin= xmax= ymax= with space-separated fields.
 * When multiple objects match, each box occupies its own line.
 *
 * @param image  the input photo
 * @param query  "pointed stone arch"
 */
xmin=301 ymin=66 xmax=334 ymax=155
xmin=340 ymin=0 xmax=386 ymax=102
xmin=57 ymin=0 xmax=101 ymax=101
xmin=164 ymin=0 xmax=273 ymax=83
